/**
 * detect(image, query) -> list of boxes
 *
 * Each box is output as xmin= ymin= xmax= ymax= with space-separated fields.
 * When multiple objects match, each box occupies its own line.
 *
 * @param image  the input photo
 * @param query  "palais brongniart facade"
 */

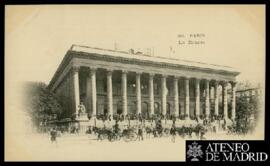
xmin=48 ymin=45 xmax=240 ymax=126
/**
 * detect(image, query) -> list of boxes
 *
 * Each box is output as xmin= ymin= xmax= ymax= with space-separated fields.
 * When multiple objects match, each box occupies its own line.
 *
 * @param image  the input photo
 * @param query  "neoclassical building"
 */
xmin=48 ymin=45 xmax=240 ymax=124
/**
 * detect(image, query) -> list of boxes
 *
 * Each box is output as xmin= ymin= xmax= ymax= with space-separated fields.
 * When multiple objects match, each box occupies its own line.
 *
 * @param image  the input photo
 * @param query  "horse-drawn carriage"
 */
xmin=91 ymin=125 xmax=138 ymax=142
xmin=175 ymin=124 xmax=206 ymax=139
xmin=87 ymin=120 xmax=208 ymax=141
xmin=144 ymin=122 xmax=170 ymax=138
xmin=121 ymin=127 xmax=138 ymax=142
xmin=91 ymin=126 xmax=119 ymax=141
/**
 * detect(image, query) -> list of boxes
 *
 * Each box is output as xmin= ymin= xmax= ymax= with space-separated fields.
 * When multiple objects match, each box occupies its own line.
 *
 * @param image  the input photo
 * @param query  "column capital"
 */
xmin=89 ymin=67 xmax=97 ymax=74
xmin=149 ymin=73 xmax=155 ymax=78
xmin=161 ymin=74 xmax=167 ymax=78
xmin=195 ymin=77 xmax=201 ymax=81
xmin=90 ymin=66 xmax=97 ymax=70
xmin=214 ymin=80 xmax=220 ymax=86
xmin=205 ymin=79 xmax=210 ymax=85
xmin=107 ymin=69 xmax=113 ymax=75
xmin=107 ymin=68 xmax=113 ymax=71
xmin=230 ymin=81 xmax=237 ymax=87
xmin=72 ymin=66 xmax=80 ymax=73
xmin=136 ymin=71 xmax=142 ymax=75
xmin=184 ymin=77 xmax=190 ymax=84
xmin=122 ymin=70 xmax=128 ymax=74
xmin=195 ymin=78 xmax=201 ymax=83
xmin=173 ymin=76 xmax=179 ymax=81
xmin=222 ymin=81 xmax=228 ymax=87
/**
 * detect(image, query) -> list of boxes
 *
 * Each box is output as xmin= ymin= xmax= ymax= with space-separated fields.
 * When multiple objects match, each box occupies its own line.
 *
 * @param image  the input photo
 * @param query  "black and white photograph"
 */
xmin=4 ymin=5 xmax=266 ymax=161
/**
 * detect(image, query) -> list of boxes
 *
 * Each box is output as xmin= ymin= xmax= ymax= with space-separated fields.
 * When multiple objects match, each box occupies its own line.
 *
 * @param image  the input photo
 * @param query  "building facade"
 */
xmin=48 ymin=45 xmax=240 ymax=124
xmin=236 ymin=88 xmax=262 ymax=99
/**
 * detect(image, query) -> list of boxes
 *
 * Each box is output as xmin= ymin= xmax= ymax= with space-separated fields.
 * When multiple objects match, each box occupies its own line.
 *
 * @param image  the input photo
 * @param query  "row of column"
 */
xmin=73 ymin=66 xmax=236 ymax=120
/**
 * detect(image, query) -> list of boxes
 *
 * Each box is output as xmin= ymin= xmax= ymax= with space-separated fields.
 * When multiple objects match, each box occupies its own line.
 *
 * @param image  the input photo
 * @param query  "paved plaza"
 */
xmin=5 ymin=131 xmax=256 ymax=161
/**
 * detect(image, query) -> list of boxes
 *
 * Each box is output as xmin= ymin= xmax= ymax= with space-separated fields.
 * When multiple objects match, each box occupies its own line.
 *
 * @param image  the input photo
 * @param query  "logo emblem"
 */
xmin=187 ymin=141 xmax=203 ymax=161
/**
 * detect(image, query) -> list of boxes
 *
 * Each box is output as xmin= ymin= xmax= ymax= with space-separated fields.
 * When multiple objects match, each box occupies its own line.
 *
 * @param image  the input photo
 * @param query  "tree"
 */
xmin=229 ymin=92 xmax=259 ymax=134
xmin=23 ymin=82 xmax=62 ymax=127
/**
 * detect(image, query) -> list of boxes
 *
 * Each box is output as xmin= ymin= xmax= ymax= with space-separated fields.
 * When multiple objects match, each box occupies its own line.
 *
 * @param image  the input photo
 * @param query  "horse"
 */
xmin=145 ymin=126 xmax=153 ymax=138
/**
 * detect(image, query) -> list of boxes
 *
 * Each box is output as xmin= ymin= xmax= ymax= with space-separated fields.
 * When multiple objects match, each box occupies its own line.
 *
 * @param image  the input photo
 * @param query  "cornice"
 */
xmin=48 ymin=49 xmax=240 ymax=91
xmin=72 ymin=51 xmax=240 ymax=77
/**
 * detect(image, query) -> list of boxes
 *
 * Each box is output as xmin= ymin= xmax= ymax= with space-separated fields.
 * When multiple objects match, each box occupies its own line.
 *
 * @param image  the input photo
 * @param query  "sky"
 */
xmin=5 ymin=5 xmax=265 ymax=86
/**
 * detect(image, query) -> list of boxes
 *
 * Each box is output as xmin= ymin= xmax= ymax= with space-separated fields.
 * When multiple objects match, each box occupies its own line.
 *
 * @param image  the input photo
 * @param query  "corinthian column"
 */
xmin=185 ymin=78 xmax=190 ymax=120
xmin=136 ymin=72 xmax=141 ymax=115
xmin=107 ymin=69 xmax=113 ymax=117
xmin=174 ymin=77 xmax=179 ymax=118
xmin=214 ymin=81 xmax=219 ymax=117
xmin=122 ymin=70 xmax=128 ymax=117
xmin=86 ymin=69 xmax=91 ymax=115
xmin=222 ymin=82 xmax=228 ymax=119
xmin=195 ymin=78 xmax=200 ymax=118
xmin=161 ymin=75 xmax=167 ymax=116
xmin=72 ymin=66 xmax=80 ymax=119
xmin=205 ymin=79 xmax=210 ymax=118
xmin=90 ymin=67 xmax=97 ymax=117
xmin=149 ymin=73 xmax=155 ymax=116
xmin=231 ymin=82 xmax=236 ymax=120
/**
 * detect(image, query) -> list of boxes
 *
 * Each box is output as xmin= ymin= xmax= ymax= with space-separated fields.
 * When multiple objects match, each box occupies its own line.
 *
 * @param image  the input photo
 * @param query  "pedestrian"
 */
xmin=213 ymin=126 xmax=216 ymax=133
xmin=86 ymin=126 xmax=92 ymax=134
xmin=200 ymin=129 xmax=206 ymax=140
xmin=138 ymin=126 xmax=143 ymax=141
xmin=50 ymin=127 xmax=58 ymax=144
xmin=170 ymin=125 xmax=176 ymax=143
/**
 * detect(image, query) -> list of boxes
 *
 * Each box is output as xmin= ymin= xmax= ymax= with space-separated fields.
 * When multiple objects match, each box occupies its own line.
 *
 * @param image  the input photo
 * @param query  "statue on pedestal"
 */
xmin=77 ymin=102 xmax=88 ymax=120
xmin=78 ymin=102 xmax=86 ymax=115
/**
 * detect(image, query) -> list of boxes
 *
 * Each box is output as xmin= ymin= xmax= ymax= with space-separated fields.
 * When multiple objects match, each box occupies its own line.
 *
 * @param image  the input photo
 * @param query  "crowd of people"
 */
xmin=46 ymin=105 xmax=230 ymax=143
xmin=48 ymin=117 xmax=210 ymax=144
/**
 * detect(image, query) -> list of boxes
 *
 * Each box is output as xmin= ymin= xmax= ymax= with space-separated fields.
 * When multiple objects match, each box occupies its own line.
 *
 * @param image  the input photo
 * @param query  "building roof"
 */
xmin=236 ymin=87 xmax=261 ymax=92
xmin=71 ymin=44 xmax=240 ymax=73
xmin=48 ymin=44 xmax=240 ymax=90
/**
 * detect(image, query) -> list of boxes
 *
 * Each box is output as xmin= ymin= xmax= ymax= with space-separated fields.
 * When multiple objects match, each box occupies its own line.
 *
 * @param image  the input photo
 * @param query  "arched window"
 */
xmin=179 ymin=103 xmax=182 ymax=117
xmin=154 ymin=102 xmax=161 ymax=115
xmin=129 ymin=102 xmax=136 ymax=115
xmin=117 ymin=101 xmax=122 ymax=115
xmin=166 ymin=103 xmax=171 ymax=116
